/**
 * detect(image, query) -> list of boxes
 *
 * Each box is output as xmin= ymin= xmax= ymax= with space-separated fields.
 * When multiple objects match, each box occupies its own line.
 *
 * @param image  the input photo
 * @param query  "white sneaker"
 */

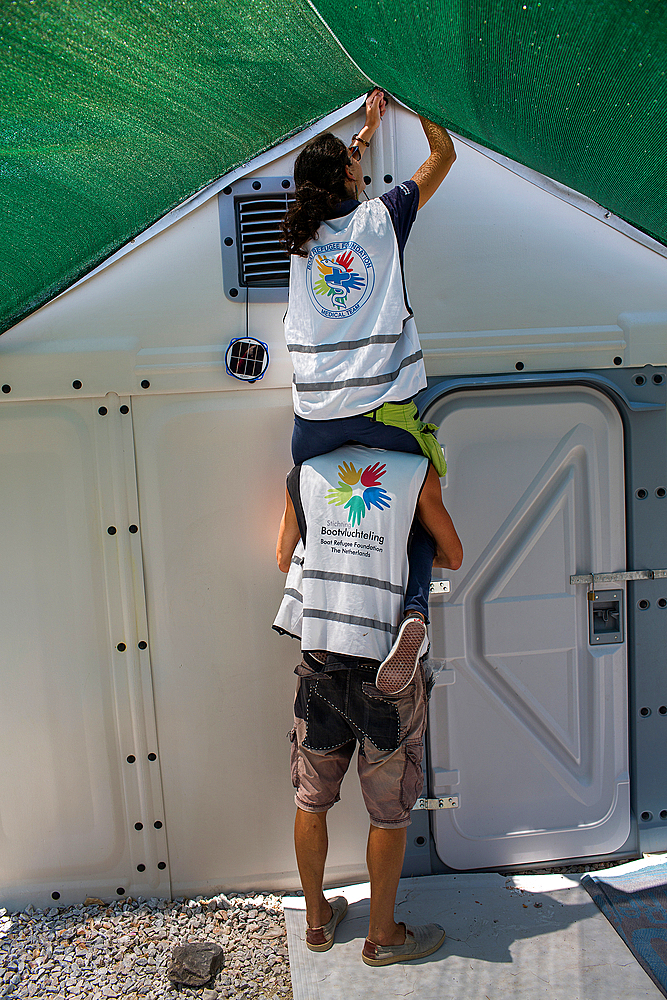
xmin=375 ymin=616 xmax=429 ymax=694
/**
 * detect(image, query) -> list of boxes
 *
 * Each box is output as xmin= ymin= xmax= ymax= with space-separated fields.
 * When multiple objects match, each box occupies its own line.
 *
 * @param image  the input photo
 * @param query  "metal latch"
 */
xmin=429 ymin=581 xmax=451 ymax=594
xmin=413 ymin=796 xmax=459 ymax=810
xmin=588 ymin=590 xmax=624 ymax=644
xmin=570 ymin=569 xmax=667 ymax=586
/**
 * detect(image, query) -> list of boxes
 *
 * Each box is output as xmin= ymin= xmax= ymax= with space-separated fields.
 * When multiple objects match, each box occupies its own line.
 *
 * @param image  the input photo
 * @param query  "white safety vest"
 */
xmin=285 ymin=198 xmax=426 ymax=420
xmin=273 ymin=446 xmax=428 ymax=661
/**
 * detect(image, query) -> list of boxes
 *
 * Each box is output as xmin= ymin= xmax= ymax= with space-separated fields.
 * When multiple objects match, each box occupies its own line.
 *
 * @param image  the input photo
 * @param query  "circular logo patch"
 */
xmin=306 ymin=242 xmax=375 ymax=319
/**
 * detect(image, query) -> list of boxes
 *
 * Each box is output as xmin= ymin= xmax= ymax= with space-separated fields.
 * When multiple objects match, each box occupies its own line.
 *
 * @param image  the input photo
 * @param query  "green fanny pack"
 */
xmin=364 ymin=401 xmax=447 ymax=477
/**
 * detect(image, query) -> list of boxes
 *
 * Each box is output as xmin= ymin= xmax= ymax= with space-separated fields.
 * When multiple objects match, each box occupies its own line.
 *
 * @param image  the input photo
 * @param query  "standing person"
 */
xmin=281 ymin=88 xmax=457 ymax=695
xmin=274 ymin=443 xmax=462 ymax=965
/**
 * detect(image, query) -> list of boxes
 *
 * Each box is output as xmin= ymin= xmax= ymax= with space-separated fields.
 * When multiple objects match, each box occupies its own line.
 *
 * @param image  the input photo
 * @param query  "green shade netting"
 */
xmin=0 ymin=0 xmax=367 ymax=334
xmin=319 ymin=0 xmax=667 ymax=244
xmin=1 ymin=1 xmax=666 ymax=336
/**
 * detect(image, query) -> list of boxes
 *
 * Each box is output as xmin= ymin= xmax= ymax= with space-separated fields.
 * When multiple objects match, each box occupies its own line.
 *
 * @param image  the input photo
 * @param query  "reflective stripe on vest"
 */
xmin=285 ymin=199 xmax=426 ymax=420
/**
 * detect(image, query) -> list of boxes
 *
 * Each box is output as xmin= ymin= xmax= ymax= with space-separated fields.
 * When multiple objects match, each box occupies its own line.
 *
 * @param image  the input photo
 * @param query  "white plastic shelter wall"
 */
xmin=0 ymin=396 xmax=169 ymax=908
xmin=423 ymin=385 xmax=629 ymax=869
xmin=0 ymin=101 xmax=665 ymax=904
xmin=129 ymin=389 xmax=371 ymax=896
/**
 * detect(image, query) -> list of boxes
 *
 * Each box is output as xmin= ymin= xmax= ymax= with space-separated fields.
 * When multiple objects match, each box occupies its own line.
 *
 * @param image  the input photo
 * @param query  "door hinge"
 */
xmin=429 ymin=580 xmax=451 ymax=594
xmin=413 ymin=796 xmax=459 ymax=811
xmin=570 ymin=569 xmax=667 ymax=586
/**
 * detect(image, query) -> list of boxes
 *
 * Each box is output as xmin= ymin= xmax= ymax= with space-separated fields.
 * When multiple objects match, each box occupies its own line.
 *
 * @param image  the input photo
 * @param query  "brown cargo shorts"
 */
xmin=289 ymin=657 xmax=428 ymax=829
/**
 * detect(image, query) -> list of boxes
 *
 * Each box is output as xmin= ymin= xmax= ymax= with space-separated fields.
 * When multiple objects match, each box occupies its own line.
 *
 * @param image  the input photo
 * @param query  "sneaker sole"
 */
xmin=362 ymin=928 xmax=446 ymax=966
xmin=375 ymin=620 xmax=427 ymax=694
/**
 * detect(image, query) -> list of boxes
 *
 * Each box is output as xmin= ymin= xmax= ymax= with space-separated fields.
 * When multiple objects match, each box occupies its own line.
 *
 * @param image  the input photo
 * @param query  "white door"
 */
xmin=423 ymin=384 xmax=630 ymax=869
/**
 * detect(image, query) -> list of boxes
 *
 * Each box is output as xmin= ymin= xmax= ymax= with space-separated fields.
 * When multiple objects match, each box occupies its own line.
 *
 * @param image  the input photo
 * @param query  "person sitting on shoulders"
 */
xmin=280 ymin=87 xmax=457 ymax=692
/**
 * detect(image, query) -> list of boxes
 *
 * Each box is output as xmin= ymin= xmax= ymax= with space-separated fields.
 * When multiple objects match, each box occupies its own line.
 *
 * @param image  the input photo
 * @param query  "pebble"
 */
xmin=0 ymin=892 xmax=292 ymax=999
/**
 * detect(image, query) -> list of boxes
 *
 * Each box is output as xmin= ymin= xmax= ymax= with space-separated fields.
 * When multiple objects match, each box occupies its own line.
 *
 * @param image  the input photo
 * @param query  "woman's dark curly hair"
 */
xmin=281 ymin=133 xmax=351 ymax=257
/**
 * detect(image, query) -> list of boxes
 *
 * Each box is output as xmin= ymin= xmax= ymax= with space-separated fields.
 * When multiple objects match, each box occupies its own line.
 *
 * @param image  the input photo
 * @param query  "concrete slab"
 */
xmin=284 ymin=872 xmax=663 ymax=999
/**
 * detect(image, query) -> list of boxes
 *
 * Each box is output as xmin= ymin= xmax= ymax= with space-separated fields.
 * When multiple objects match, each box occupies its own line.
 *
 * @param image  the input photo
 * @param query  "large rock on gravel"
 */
xmin=167 ymin=942 xmax=224 ymax=986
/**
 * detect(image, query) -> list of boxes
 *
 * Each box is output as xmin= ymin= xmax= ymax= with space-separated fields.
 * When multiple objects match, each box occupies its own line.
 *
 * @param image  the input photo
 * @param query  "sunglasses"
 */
xmin=348 ymin=144 xmax=362 ymax=162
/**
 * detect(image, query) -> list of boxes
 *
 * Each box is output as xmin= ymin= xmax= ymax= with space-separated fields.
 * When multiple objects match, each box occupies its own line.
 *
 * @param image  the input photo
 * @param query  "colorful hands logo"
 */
xmin=307 ymin=241 xmax=374 ymax=319
xmin=313 ymin=250 xmax=365 ymax=310
xmin=326 ymin=461 xmax=391 ymax=526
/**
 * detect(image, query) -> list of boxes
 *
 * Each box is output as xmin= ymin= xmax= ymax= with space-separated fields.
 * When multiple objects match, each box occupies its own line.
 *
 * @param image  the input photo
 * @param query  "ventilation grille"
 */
xmin=235 ymin=195 xmax=294 ymax=287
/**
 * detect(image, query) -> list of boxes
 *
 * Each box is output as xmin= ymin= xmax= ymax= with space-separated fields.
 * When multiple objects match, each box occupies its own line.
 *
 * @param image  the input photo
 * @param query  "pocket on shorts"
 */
xmin=288 ymin=727 xmax=300 ymax=791
xmin=400 ymin=740 xmax=424 ymax=811
xmin=361 ymin=678 xmax=415 ymax=701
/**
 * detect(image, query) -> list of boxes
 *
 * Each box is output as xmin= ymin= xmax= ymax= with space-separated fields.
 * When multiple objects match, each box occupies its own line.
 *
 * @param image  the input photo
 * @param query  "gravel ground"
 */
xmin=0 ymin=892 xmax=293 ymax=999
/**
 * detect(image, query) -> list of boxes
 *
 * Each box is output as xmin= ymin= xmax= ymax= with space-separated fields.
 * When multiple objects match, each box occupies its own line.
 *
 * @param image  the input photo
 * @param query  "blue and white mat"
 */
xmin=583 ymin=855 xmax=667 ymax=999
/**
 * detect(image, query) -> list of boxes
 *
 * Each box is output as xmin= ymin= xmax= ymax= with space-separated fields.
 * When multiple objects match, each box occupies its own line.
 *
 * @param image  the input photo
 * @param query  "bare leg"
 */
xmin=294 ymin=808 xmax=333 ymax=928
xmin=366 ymin=824 xmax=408 ymax=945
